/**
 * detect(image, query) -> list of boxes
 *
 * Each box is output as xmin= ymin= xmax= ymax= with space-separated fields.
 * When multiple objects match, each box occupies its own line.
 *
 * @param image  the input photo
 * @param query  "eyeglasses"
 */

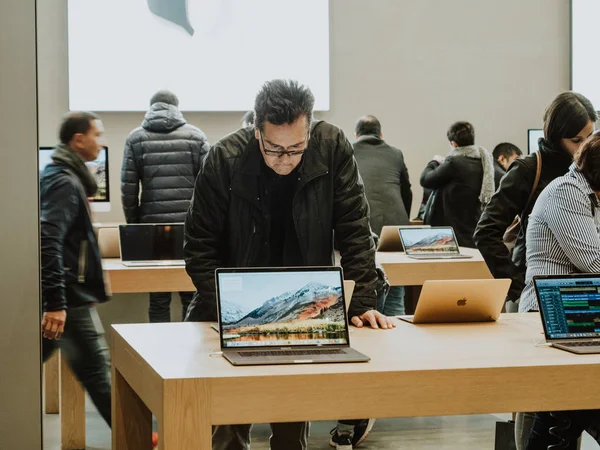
xmin=259 ymin=130 xmax=309 ymax=157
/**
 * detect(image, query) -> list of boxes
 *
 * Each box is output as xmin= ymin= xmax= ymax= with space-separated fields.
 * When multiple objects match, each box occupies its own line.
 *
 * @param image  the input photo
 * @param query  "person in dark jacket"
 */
xmin=353 ymin=114 xmax=412 ymax=317
xmin=41 ymin=111 xmax=111 ymax=427
xmin=420 ymin=121 xmax=495 ymax=248
xmin=353 ymin=115 xmax=412 ymax=236
xmin=492 ymin=142 xmax=522 ymax=189
xmin=474 ymin=92 xmax=597 ymax=305
xmin=121 ymin=90 xmax=209 ymax=323
xmin=184 ymin=79 xmax=394 ymax=450
xmin=473 ymin=92 xmax=597 ymax=450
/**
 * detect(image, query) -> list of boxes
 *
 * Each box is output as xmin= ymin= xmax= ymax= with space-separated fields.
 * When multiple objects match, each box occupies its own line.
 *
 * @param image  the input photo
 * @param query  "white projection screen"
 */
xmin=572 ymin=0 xmax=600 ymax=109
xmin=68 ymin=0 xmax=330 ymax=111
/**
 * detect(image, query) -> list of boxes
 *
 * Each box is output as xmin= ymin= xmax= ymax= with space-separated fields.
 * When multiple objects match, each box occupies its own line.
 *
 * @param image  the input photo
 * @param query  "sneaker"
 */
xmin=330 ymin=428 xmax=353 ymax=450
xmin=352 ymin=419 xmax=376 ymax=447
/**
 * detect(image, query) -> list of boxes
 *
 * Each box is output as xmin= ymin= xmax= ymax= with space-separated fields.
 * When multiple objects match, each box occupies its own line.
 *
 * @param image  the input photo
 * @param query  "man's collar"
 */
xmin=355 ymin=134 xmax=383 ymax=144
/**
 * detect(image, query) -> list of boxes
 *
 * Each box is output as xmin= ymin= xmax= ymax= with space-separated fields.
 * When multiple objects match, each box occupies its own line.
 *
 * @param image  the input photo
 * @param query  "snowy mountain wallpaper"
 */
xmin=218 ymin=272 xmax=347 ymax=345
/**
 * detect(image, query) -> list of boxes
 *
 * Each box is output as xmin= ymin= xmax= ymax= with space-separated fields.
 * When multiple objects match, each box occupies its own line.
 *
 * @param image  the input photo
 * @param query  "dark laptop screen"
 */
xmin=119 ymin=224 xmax=184 ymax=261
xmin=535 ymin=276 xmax=600 ymax=339
xmin=217 ymin=268 xmax=349 ymax=349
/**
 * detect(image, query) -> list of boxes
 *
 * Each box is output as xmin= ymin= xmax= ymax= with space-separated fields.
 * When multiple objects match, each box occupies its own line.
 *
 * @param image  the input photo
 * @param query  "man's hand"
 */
xmin=351 ymin=310 xmax=396 ymax=329
xmin=42 ymin=310 xmax=67 ymax=340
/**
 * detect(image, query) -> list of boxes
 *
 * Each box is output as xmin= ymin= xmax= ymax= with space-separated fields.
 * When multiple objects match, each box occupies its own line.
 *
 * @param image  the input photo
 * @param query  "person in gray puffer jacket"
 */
xmin=121 ymin=90 xmax=209 ymax=224
xmin=121 ymin=90 xmax=209 ymax=323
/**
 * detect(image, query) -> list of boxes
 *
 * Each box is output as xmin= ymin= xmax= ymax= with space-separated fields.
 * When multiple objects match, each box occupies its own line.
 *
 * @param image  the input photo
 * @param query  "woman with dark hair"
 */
xmin=524 ymin=133 xmax=600 ymax=450
xmin=420 ymin=121 xmax=495 ymax=247
xmin=474 ymin=92 xmax=597 ymax=450
xmin=475 ymin=92 xmax=597 ymax=308
xmin=521 ymin=132 xmax=600 ymax=312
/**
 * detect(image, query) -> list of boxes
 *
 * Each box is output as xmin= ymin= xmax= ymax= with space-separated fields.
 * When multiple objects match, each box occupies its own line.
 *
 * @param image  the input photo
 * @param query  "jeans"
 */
xmin=212 ymin=422 xmax=309 ymax=450
xmin=149 ymin=291 xmax=194 ymax=323
xmin=377 ymin=286 xmax=405 ymax=316
xmin=526 ymin=410 xmax=600 ymax=449
xmin=42 ymin=305 xmax=112 ymax=427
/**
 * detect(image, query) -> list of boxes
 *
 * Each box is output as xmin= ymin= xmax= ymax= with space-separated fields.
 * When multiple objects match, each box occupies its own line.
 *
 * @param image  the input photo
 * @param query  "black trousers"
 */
xmin=149 ymin=291 xmax=194 ymax=323
xmin=526 ymin=410 xmax=600 ymax=449
xmin=42 ymin=305 xmax=112 ymax=427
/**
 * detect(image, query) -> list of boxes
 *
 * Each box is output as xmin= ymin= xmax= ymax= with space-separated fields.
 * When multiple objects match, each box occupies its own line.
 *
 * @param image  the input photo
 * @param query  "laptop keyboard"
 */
xmin=561 ymin=341 xmax=600 ymax=347
xmin=239 ymin=349 xmax=346 ymax=357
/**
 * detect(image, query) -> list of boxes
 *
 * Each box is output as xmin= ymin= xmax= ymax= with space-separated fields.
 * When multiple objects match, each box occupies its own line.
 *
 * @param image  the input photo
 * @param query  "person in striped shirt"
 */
xmin=520 ymin=132 xmax=598 ymax=313
xmin=523 ymin=133 xmax=600 ymax=450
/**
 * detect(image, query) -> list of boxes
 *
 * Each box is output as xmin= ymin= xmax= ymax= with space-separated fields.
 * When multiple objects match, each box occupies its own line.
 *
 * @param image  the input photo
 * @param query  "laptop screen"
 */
xmin=398 ymin=227 xmax=459 ymax=254
xmin=119 ymin=224 xmax=184 ymax=261
xmin=217 ymin=268 xmax=349 ymax=349
xmin=535 ymin=276 xmax=600 ymax=339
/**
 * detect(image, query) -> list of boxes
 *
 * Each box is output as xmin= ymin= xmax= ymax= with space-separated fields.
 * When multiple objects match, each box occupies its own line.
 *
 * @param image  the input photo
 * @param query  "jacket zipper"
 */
xmin=78 ymin=240 xmax=88 ymax=283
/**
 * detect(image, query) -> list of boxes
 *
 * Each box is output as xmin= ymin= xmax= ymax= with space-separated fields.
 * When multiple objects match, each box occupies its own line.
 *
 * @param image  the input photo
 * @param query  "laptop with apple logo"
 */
xmin=399 ymin=279 xmax=511 ymax=324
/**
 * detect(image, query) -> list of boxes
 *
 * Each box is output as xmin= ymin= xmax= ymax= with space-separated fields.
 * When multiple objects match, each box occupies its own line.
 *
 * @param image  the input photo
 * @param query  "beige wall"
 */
xmin=0 ymin=1 xmax=42 ymax=448
xmin=38 ymin=0 xmax=570 ymax=224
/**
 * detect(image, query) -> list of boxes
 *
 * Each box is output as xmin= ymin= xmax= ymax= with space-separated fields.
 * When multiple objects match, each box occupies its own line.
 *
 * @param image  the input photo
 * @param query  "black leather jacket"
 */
xmin=474 ymin=140 xmax=572 ymax=300
xmin=40 ymin=163 xmax=108 ymax=311
xmin=184 ymin=121 xmax=378 ymax=321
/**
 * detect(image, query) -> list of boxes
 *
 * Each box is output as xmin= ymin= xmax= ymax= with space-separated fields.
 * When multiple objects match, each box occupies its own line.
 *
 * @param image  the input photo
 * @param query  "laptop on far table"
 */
xmin=398 ymin=226 xmax=473 ymax=260
xmin=119 ymin=223 xmax=185 ymax=267
xmin=216 ymin=267 xmax=370 ymax=366
xmin=534 ymin=274 xmax=600 ymax=354
xmin=399 ymin=279 xmax=510 ymax=324
xmin=377 ymin=225 xmax=431 ymax=252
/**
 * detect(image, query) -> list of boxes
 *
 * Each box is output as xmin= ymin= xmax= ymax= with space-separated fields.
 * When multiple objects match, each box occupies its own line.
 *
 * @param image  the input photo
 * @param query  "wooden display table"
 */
xmin=102 ymin=259 xmax=195 ymax=294
xmin=376 ymin=247 xmax=491 ymax=286
xmin=112 ymin=314 xmax=600 ymax=449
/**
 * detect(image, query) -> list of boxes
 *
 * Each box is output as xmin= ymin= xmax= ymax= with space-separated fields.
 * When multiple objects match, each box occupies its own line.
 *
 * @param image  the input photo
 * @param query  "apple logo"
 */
xmin=457 ymin=297 xmax=467 ymax=306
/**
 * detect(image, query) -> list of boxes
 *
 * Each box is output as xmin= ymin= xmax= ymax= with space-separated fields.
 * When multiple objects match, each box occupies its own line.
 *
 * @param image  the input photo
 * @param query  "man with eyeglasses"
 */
xmin=184 ymin=79 xmax=394 ymax=450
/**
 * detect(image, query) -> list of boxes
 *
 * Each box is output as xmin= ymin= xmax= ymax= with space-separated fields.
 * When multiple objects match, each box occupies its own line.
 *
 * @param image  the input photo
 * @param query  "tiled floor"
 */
xmin=42 ymin=401 xmax=598 ymax=449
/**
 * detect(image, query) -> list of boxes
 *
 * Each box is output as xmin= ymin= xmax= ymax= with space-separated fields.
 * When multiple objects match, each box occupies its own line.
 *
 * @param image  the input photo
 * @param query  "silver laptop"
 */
xmin=398 ymin=226 xmax=473 ymax=260
xmin=399 ymin=279 xmax=510 ymax=324
xmin=119 ymin=223 xmax=185 ymax=267
xmin=535 ymin=274 xmax=600 ymax=354
xmin=216 ymin=267 xmax=370 ymax=366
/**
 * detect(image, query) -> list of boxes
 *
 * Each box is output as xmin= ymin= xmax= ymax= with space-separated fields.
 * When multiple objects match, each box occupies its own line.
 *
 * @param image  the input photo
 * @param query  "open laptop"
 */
xmin=377 ymin=225 xmax=431 ymax=252
xmin=119 ymin=223 xmax=185 ymax=267
xmin=216 ymin=267 xmax=370 ymax=366
xmin=399 ymin=279 xmax=511 ymax=324
xmin=534 ymin=274 xmax=600 ymax=354
xmin=398 ymin=226 xmax=473 ymax=260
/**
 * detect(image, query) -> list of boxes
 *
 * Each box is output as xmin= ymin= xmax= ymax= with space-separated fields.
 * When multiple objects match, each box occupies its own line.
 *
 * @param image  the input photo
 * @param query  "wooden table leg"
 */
xmin=44 ymin=351 xmax=59 ymax=414
xmin=60 ymin=351 xmax=86 ymax=449
xmin=112 ymin=366 xmax=152 ymax=450
xmin=161 ymin=379 xmax=211 ymax=450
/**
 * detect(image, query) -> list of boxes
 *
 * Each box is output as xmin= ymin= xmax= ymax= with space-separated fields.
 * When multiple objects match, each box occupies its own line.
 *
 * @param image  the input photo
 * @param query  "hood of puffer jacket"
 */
xmin=142 ymin=102 xmax=187 ymax=133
